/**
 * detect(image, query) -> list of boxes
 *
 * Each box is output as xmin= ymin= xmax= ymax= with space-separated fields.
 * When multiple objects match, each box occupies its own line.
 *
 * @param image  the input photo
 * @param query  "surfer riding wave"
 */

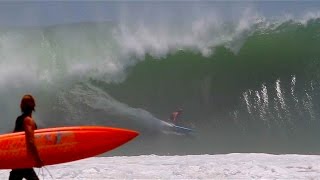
xmin=169 ymin=108 xmax=183 ymax=125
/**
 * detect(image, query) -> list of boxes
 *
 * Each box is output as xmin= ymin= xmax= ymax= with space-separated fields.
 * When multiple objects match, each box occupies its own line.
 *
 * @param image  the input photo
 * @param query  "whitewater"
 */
xmin=1 ymin=154 xmax=320 ymax=179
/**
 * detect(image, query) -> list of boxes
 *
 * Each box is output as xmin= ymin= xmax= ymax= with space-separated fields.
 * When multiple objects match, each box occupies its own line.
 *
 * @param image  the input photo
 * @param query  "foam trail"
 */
xmin=56 ymin=82 xmax=171 ymax=131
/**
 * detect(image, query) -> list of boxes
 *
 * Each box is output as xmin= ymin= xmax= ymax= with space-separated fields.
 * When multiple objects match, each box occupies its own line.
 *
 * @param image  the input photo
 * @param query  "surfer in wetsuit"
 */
xmin=9 ymin=94 xmax=43 ymax=180
xmin=170 ymin=108 xmax=183 ymax=125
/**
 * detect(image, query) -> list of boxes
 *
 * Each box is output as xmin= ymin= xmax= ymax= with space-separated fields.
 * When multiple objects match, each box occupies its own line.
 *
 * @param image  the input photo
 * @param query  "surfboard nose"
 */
xmin=126 ymin=129 xmax=139 ymax=139
xmin=113 ymin=128 xmax=139 ymax=142
xmin=82 ymin=126 xmax=139 ymax=147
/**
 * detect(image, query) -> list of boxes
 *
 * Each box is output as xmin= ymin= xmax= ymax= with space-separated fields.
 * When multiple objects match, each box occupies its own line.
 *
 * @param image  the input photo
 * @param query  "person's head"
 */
xmin=20 ymin=94 xmax=36 ymax=114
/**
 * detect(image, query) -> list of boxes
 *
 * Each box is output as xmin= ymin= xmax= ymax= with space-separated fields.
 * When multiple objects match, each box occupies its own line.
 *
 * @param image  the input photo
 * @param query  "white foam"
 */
xmin=1 ymin=153 xmax=320 ymax=179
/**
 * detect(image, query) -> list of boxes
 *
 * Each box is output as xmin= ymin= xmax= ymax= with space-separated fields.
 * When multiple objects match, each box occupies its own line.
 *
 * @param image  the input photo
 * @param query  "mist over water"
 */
xmin=1 ymin=2 xmax=320 ymax=155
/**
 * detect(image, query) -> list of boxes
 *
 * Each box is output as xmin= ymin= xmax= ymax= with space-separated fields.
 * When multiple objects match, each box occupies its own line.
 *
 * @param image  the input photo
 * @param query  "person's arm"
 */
xmin=23 ymin=117 xmax=43 ymax=167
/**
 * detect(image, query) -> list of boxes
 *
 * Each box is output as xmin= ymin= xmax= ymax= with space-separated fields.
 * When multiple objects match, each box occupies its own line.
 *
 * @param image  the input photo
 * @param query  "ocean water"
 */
xmin=0 ymin=2 xmax=320 ymax=156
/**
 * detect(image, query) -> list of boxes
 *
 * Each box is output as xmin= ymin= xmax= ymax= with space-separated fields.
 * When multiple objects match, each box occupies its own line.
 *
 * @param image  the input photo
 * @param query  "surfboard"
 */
xmin=0 ymin=126 xmax=139 ymax=169
xmin=172 ymin=124 xmax=194 ymax=133
xmin=161 ymin=120 xmax=194 ymax=134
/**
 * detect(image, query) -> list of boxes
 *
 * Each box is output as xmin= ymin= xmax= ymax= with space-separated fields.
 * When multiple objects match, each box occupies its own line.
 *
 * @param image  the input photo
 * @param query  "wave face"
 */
xmin=1 ymin=2 xmax=320 ymax=155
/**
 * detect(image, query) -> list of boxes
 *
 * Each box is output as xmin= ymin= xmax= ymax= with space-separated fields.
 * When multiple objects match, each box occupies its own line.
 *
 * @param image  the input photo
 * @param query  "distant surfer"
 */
xmin=169 ymin=108 xmax=183 ymax=125
xmin=9 ymin=94 xmax=43 ymax=180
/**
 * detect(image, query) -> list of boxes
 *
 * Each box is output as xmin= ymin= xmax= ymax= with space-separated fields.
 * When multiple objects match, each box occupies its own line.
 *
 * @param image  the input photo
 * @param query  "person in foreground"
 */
xmin=169 ymin=108 xmax=183 ymax=125
xmin=9 ymin=94 xmax=43 ymax=180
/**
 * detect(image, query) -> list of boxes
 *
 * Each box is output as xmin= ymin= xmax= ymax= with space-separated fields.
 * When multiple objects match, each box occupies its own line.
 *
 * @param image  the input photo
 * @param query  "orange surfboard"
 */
xmin=0 ymin=126 xmax=139 ymax=169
